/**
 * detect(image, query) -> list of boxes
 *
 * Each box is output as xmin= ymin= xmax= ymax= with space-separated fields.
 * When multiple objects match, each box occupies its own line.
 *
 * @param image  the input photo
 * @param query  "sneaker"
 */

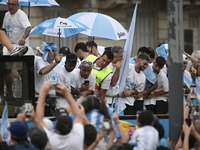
xmin=0 ymin=43 xmax=3 ymax=56
xmin=10 ymin=46 xmax=28 ymax=57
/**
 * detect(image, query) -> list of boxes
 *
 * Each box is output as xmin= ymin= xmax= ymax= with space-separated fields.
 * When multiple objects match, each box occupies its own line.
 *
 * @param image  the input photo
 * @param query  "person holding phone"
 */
xmin=71 ymin=60 xmax=96 ymax=97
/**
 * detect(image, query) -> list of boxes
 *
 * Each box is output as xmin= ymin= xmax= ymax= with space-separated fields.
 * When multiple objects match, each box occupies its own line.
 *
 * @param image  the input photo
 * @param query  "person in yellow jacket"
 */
xmin=86 ymin=50 xmax=114 ymax=100
xmin=74 ymin=42 xmax=114 ymax=100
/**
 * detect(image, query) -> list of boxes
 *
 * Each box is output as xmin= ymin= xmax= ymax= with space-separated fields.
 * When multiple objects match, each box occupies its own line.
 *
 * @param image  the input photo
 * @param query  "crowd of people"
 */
xmin=2 ymin=0 xmax=200 ymax=150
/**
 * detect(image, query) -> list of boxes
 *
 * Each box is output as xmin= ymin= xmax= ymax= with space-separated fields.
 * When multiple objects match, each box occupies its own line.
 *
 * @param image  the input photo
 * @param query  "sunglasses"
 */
xmin=81 ymin=61 xmax=92 ymax=66
xmin=7 ymin=3 xmax=18 ymax=6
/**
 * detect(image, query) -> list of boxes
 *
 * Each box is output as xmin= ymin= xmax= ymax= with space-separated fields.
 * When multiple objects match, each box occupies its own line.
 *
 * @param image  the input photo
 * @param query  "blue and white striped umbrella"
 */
xmin=30 ymin=17 xmax=89 ymax=49
xmin=0 ymin=0 xmax=59 ymax=7
xmin=30 ymin=17 xmax=89 ymax=38
xmin=0 ymin=0 xmax=59 ymax=18
xmin=68 ymin=12 xmax=127 ymax=41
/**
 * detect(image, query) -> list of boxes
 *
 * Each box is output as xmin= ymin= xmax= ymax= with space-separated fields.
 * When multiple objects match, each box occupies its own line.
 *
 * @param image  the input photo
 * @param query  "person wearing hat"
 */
xmin=35 ymin=82 xmax=84 ymax=150
xmin=34 ymin=42 xmax=62 ymax=95
xmin=59 ymin=46 xmax=70 ymax=56
xmin=56 ymin=52 xmax=78 ymax=109
xmin=8 ymin=121 xmax=37 ymax=150
xmin=58 ymin=46 xmax=73 ymax=68
xmin=71 ymin=60 xmax=96 ymax=98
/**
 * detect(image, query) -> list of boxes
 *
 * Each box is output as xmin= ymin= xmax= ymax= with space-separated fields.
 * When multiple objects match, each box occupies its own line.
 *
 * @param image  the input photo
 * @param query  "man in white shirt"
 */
xmin=144 ymin=56 xmax=169 ymax=114
xmin=34 ymin=43 xmax=62 ymax=95
xmin=2 ymin=0 xmax=31 ymax=56
xmin=105 ymin=46 xmax=123 ymax=106
xmin=71 ymin=60 xmax=96 ymax=97
xmin=56 ymin=53 xmax=77 ymax=109
xmin=122 ymin=54 xmax=149 ymax=115
xmin=36 ymin=82 xmax=84 ymax=150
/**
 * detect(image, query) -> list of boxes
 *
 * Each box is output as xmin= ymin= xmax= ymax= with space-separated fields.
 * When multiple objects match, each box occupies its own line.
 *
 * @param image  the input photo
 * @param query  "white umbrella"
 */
xmin=68 ymin=12 xmax=127 ymax=41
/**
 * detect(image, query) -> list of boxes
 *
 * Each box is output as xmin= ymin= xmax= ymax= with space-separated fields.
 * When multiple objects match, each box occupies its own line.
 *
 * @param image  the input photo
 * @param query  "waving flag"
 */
xmin=0 ymin=102 xmax=10 ymax=144
xmin=115 ymin=3 xmax=138 ymax=114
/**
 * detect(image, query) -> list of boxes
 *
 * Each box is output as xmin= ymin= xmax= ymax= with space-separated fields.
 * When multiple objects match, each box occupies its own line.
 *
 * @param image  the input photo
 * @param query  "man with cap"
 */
xmin=8 ymin=121 xmax=37 ymax=150
xmin=36 ymin=82 xmax=84 ymax=150
xmin=34 ymin=42 xmax=62 ymax=95
xmin=56 ymin=52 xmax=77 ymax=109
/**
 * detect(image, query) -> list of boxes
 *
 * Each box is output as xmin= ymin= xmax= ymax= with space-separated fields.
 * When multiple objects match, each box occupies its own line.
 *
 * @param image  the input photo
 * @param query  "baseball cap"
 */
xmin=8 ymin=121 xmax=28 ymax=138
xmin=28 ymin=127 xmax=48 ymax=149
xmin=59 ymin=46 xmax=71 ymax=55
xmin=66 ymin=52 xmax=77 ymax=62
xmin=55 ymin=108 xmax=72 ymax=135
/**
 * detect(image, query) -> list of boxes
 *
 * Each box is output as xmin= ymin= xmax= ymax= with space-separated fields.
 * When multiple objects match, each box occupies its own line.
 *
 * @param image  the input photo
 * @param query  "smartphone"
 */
xmin=50 ymin=83 xmax=57 ymax=90
xmin=102 ymin=119 xmax=110 ymax=134
xmin=24 ymin=101 xmax=32 ymax=116
xmin=128 ymin=125 xmax=135 ymax=138
xmin=185 ymin=118 xmax=191 ymax=127
xmin=190 ymin=85 xmax=197 ymax=99
xmin=84 ymin=80 xmax=90 ymax=85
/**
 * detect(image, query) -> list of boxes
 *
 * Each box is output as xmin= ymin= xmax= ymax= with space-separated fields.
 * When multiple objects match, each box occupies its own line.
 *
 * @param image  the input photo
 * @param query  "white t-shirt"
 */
xmin=144 ymin=69 xmax=169 ymax=105
xmin=56 ymin=65 xmax=73 ymax=109
xmin=105 ymin=63 xmax=120 ymax=104
xmin=44 ymin=123 xmax=84 ymax=150
xmin=123 ymin=64 xmax=146 ymax=106
xmin=184 ymin=69 xmax=192 ymax=82
xmin=2 ymin=9 xmax=31 ymax=45
xmin=34 ymin=57 xmax=46 ymax=94
xmin=34 ymin=57 xmax=60 ymax=94
xmin=71 ymin=68 xmax=96 ymax=91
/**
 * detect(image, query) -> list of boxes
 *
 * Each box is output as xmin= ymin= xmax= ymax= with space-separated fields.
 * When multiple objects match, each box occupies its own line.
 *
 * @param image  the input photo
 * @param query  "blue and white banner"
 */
xmin=0 ymin=102 xmax=11 ymax=144
xmin=115 ymin=3 xmax=138 ymax=114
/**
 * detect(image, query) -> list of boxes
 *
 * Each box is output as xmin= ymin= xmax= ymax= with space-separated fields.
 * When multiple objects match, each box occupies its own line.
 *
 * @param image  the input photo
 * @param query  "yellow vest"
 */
xmin=85 ymin=55 xmax=113 ymax=87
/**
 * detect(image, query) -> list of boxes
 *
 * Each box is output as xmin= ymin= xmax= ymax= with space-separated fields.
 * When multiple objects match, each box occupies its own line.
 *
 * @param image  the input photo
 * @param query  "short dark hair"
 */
xmin=84 ymin=124 xmax=97 ymax=147
xmin=148 ymin=47 xmax=155 ymax=59
xmin=74 ymin=42 xmax=88 ymax=53
xmin=138 ymin=110 xmax=154 ymax=126
xmin=86 ymin=41 xmax=97 ymax=48
xmin=137 ymin=47 xmax=151 ymax=55
xmin=138 ymin=53 xmax=150 ymax=62
xmin=155 ymin=56 xmax=166 ymax=67
xmin=102 ymin=50 xmax=114 ymax=60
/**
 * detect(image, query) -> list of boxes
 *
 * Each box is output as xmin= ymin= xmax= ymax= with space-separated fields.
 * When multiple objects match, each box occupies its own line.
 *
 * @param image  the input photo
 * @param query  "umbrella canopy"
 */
xmin=0 ymin=0 xmax=59 ymax=19
xmin=29 ymin=17 xmax=89 ymax=48
xmin=68 ymin=12 xmax=127 ymax=41
xmin=0 ymin=0 xmax=59 ymax=6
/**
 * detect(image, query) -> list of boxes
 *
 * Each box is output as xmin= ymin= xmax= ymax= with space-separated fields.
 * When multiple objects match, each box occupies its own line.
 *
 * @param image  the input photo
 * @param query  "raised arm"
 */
xmin=56 ymin=82 xmax=83 ymax=124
